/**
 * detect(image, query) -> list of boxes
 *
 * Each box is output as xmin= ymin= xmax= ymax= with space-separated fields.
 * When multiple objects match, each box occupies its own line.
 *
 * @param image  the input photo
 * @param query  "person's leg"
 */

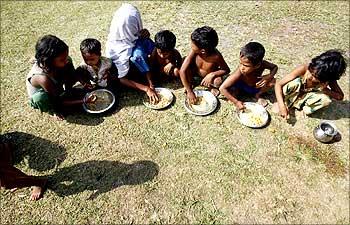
xmin=30 ymin=90 xmax=55 ymax=113
xmin=301 ymin=92 xmax=332 ymax=115
xmin=30 ymin=90 xmax=64 ymax=120
xmin=253 ymin=78 xmax=275 ymax=107
xmin=209 ymin=77 xmax=222 ymax=96
xmin=0 ymin=165 xmax=47 ymax=200
xmin=272 ymin=78 xmax=302 ymax=114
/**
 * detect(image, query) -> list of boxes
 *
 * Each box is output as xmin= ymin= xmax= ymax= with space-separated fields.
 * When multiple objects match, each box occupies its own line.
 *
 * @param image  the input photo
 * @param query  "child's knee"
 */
xmin=30 ymin=91 xmax=54 ymax=113
xmin=213 ymin=77 xmax=222 ymax=87
xmin=173 ymin=68 xmax=180 ymax=77
xmin=282 ymin=78 xmax=302 ymax=95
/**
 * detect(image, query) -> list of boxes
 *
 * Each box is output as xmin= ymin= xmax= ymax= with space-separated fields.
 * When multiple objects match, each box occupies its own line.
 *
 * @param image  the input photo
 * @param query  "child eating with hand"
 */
xmin=219 ymin=41 xmax=278 ymax=110
xmin=180 ymin=26 xmax=230 ymax=104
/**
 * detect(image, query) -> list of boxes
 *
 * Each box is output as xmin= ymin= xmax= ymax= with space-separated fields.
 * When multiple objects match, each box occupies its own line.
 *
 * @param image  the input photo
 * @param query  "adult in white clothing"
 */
xmin=105 ymin=3 xmax=158 ymax=103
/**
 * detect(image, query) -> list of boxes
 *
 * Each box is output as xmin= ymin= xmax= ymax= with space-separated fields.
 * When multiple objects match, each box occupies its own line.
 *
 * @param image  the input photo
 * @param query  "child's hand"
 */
xmin=102 ymin=71 xmax=110 ymax=80
xmin=279 ymin=105 xmax=289 ymax=119
xmin=201 ymin=73 xmax=215 ymax=87
xmin=86 ymin=94 xmax=97 ymax=103
xmin=139 ymin=29 xmax=150 ymax=39
xmin=256 ymin=74 xmax=273 ymax=88
xmin=83 ymin=83 xmax=95 ymax=90
xmin=187 ymin=90 xmax=197 ymax=105
xmin=164 ymin=63 xmax=173 ymax=74
xmin=147 ymin=87 xmax=159 ymax=104
xmin=235 ymin=101 xmax=245 ymax=111
xmin=149 ymin=83 xmax=155 ymax=91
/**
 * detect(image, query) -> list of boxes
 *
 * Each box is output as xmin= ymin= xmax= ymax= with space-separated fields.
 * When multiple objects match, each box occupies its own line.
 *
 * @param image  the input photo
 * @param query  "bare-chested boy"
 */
xmin=180 ymin=26 xmax=230 ymax=104
xmin=0 ymin=142 xmax=47 ymax=201
xmin=148 ymin=30 xmax=182 ymax=85
xmin=219 ymin=42 xmax=278 ymax=110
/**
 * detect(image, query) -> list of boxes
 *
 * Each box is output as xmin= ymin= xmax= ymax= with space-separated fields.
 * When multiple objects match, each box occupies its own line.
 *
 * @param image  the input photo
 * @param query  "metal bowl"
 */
xmin=237 ymin=102 xmax=269 ymax=128
xmin=83 ymin=89 xmax=115 ymax=114
xmin=184 ymin=90 xmax=218 ymax=116
xmin=143 ymin=87 xmax=174 ymax=110
xmin=313 ymin=121 xmax=338 ymax=143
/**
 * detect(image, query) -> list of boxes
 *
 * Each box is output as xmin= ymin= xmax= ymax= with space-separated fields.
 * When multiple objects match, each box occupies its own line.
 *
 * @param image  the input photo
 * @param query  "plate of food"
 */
xmin=237 ymin=102 xmax=269 ymax=128
xmin=143 ymin=87 xmax=174 ymax=110
xmin=184 ymin=90 xmax=218 ymax=116
xmin=83 ymin=89 xmax=115 ymax=114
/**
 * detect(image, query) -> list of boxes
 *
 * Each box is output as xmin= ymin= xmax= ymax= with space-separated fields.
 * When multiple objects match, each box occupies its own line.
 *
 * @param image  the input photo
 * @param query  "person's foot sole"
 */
xmin=257 ymin=98 xmax=268 ymax=107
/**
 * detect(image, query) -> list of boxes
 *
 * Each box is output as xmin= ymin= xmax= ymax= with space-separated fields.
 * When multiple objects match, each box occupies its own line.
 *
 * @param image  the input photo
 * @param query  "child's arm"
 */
xmin=173 ymin=49 xmax=183 ymax=69
xmin=219 ymin=68 xmax=245 ymax=110
xmin=201 ymin=52 xmax=230 ymax=87
xmin=180 ymin=50 xmax=197 ymax=104
xmin=256 ymin=60 xmax=278 ymax=88
xmin=322 ymin=81 xmax=344 ymax=100
xmin=31 ymin=75 xmax=87 ymax=106
xmin=75 ymin=67 xmax=94 ymax=90
xmin=275 ymin=64 xmax=307 ymax=119
xmin=120 ymin=77 xmax=159 ymax=103
xmin=31 ymin=75 xmax=61 ymax=97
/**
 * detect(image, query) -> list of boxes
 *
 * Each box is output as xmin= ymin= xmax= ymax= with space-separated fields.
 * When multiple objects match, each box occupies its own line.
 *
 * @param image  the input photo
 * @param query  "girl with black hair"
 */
xmin=26 ymin=35 xmax=94 ymax=120
xmin=273 ymin=50 xmax=346 ymax=119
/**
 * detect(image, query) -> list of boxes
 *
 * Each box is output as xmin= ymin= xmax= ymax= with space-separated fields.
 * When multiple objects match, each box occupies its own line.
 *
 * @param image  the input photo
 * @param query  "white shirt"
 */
xmin=105 ymin=3 xmax=142 ymax=78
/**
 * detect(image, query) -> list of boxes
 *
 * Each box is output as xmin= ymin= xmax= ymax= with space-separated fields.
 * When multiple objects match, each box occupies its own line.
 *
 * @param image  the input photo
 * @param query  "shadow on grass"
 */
xmin=308 ymin=100 xmax=350 ymax=120
xmin=48 ymin=160 xmax=159 ymax=200
xmin=0 ymin=132 xmax=66 ymax=171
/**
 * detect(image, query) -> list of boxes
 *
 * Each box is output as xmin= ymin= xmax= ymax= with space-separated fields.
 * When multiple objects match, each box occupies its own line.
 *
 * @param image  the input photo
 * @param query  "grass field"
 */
xmin=1 ymin=1 xmax=349 ymax=224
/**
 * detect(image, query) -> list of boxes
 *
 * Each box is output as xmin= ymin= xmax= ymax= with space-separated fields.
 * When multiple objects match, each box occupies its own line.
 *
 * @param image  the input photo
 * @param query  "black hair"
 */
xmin=308 ymin=50 xmax=347 ymax=82
xmin=240 ymin=42 xmax=265 ymax=66
xmin=191 ymin=26 xmax=218 ymax=53
xmin=154 ymin=30 xmax=176 ymax=51
xmin=35 ymin=35 xmax=68 ymax=72
xmin=80 ymin=38 xmax=101 ymax=55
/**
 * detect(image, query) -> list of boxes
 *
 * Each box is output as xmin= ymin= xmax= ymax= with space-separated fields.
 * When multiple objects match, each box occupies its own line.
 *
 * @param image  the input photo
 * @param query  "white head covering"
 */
xmin=105 ymin=3 xmax=143 ymax=78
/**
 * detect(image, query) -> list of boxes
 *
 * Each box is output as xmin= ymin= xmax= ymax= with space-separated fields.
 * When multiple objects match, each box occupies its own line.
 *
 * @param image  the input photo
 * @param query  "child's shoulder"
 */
xmin=100 ymin=56 xmax=113 ymax=66
xmin=211 ymin=49 xmax=224 ymax=59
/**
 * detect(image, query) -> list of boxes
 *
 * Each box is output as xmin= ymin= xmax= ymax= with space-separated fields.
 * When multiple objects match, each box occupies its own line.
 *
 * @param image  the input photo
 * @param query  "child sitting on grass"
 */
xmin=219 ymin=42 xmax=278 ymax=110
xmin=76 ymin=38 xmax=118 ymax=91
xmin=180 ymin=26 xmax=230 ymax=104
xmin=26 ymin=35 xmax=94 ymax=120
xmin=148 ymin=30 xmax=182 ymax=84
xmin=273 ymin=50 xmax=346 ymax=119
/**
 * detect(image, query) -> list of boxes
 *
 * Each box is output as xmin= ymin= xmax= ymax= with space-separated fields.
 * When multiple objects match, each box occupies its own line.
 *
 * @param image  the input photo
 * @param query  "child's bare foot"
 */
xmin=30 ymin=186 xmax=43 ymax=201
xmin=271 ymin=102 xmax=279 ymax=114
xmin=210 ymin=87 xmax=220 ymax=97
xmin=30 ymin=179 xmax=47 ymax=201
xmin=50 ymin=113 xmax=64 ymax=121
xmin=295 ymin=109 xmax=306 ymax=119
xmin=257 ymin=98 xmax=268 ymax=107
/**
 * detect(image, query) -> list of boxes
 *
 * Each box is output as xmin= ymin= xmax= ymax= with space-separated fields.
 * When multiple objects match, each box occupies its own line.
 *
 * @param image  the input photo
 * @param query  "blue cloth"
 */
xmin=130 ymin=38 xmax=155 ymax=74
xmin=232 ymin=80 xmax=260 ymax=95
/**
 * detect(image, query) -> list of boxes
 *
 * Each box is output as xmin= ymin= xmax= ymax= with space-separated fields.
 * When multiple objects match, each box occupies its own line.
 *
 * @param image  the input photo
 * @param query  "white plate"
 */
xmin=184 ymin=90 xmax=218 ymax=116
xmin=237 ymin=102 xmax=269 ymax=128
xmin=143 ymin=87 xmax=174 ymax=110
xmin=83 ymin=89 xmax=115 ymax=114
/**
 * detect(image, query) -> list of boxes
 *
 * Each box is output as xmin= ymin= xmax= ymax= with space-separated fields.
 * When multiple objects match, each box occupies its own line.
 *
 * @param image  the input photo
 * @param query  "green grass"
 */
xmin=1 ymin=1 xmax=349 ymax=224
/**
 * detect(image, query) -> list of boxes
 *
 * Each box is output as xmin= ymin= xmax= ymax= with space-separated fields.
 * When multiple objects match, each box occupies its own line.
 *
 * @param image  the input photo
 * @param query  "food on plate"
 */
xmin=238 ymin=103 xmax=267 ymax=127
xmin=190 ymin=96 xmax=210 ymax=112
xmin=85 ymin=91 xmax=113 ymax=111
xmin=144 ymin=92 xmax=171 ymax=109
